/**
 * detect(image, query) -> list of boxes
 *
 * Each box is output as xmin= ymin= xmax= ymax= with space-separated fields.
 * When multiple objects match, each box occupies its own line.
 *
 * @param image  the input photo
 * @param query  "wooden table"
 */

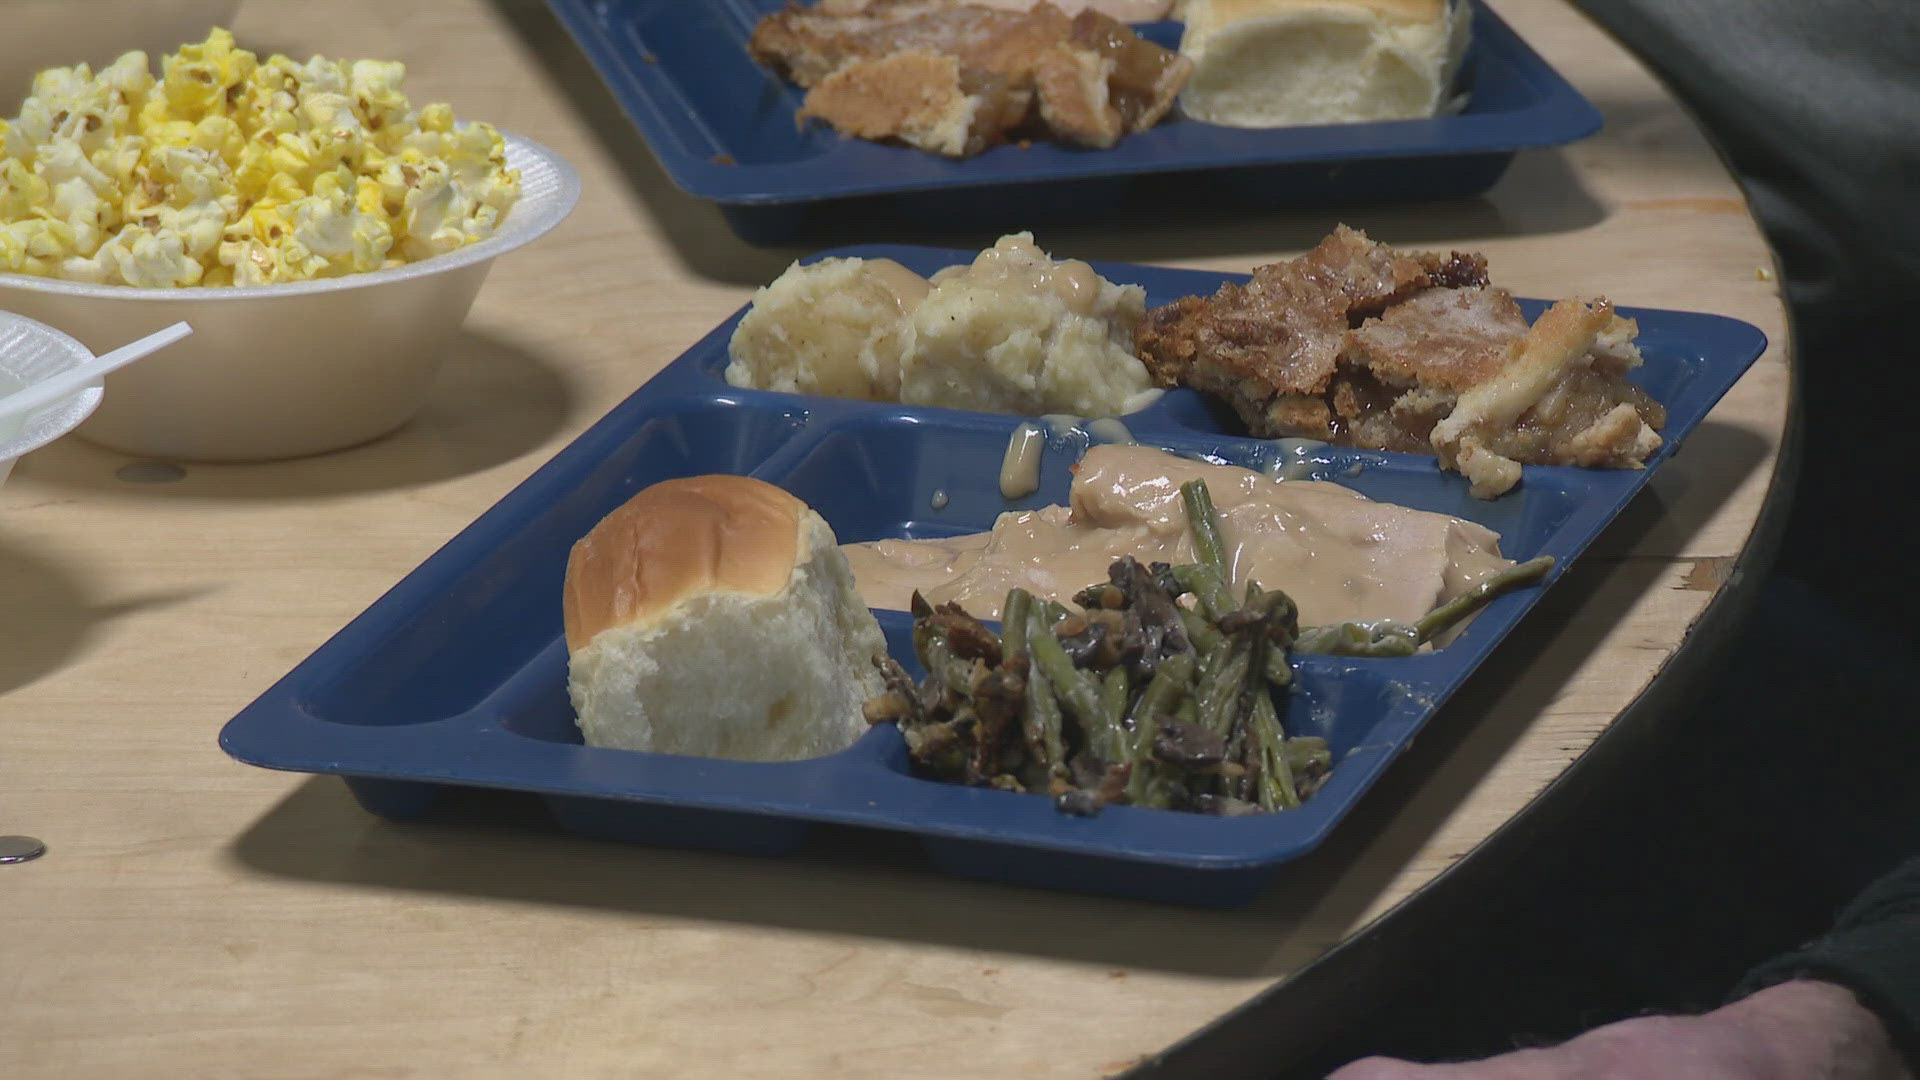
xmin=1 ymin=2 xmax=1791 ymax=1076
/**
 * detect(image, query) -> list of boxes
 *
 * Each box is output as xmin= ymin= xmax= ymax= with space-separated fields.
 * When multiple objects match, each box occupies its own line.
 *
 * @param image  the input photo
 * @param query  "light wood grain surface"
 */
xmin=0 ymin=1 xmax=1789 ymax=1077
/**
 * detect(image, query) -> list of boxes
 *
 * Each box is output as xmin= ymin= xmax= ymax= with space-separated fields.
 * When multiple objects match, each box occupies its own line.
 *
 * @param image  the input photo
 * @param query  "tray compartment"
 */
xmin=490 ymin=633 xmax=903 ymax=758
xmin=601 ymin=0 xmax=823 ymax=168
xmin=758 ymin=409 xmax=1067 ymax=532
xmin=753 ymin=410 xmax=1499 ymax=791
xmin=282 ymin=400 xmax=810 ymax=728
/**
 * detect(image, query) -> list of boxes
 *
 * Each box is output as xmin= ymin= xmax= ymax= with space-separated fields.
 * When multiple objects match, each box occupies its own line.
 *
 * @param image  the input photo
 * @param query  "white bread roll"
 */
xmin=564 ymin=475 xmax=888 ymax=762
xmin=1176 ymin=0 xmax=1469 ymax=127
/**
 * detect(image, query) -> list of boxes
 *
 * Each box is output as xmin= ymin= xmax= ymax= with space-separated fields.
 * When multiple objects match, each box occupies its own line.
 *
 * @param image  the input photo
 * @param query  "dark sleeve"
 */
xmin=1736 ymin=856 xmax=1920 ymax=1073
xmin=1563 ymin=1 xmax=1920 ymax=629
xmin=1568 ymin=0 xmax=1920 ymax=318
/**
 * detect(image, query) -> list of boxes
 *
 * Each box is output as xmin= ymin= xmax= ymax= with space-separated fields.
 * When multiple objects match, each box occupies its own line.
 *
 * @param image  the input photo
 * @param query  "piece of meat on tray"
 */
xmin=1136 ymin=225 xmax=1668 ymax=497
xmin=749 ymin=0 xmax=1191 ymax=156
xmin=1135 ymin=225 xmax=1488 ymax=440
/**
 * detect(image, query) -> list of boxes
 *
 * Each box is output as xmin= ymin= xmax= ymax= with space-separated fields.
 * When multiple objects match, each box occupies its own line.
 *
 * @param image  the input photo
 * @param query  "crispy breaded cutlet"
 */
xmin=749 ymin=0 xmax=1191 ymax=156
xmin=1136 ymin=226 xmax=1667 ymax=497
xmin=1136 ymin=225 xmax=1488 ymax=439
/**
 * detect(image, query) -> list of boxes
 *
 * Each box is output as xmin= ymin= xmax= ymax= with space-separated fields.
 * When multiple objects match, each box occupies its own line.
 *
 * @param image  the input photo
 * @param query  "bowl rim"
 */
xmin=0 ymin=310 xmax=103 ymax=460
xmin=0 ymin=130 xmax=581 ymax=303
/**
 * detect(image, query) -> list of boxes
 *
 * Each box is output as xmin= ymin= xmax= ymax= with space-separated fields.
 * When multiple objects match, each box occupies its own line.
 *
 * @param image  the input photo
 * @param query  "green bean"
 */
xmin=1038 ymin=599 xmax=1074 ymax=630
xmin=1199 ymin=639 xmax=1252 ymax=739
xmin=1169 ymin=678 xmax=1210 ymax=807
xmin=1265 ymin=643 xmax=1294 ymax=688
xmin=1251 ymin=689 xmax=1298 ymax=811
xmin=1283 ymin=736 xmax=1332 ymax=775
xmin=1242 ymin=605 xmax=1274 ymax=683
xmin=1180 ymin=479 xmax=1230 ymax=581
xmin=1170 ymin=563 xmax=1232 ymax=618
xmin=1129 ymin=652 xmax=1193 ymax=733
xmin=1217 ymin=598 xmax=1293 ymax=802
xmin=1413 ymin=555 xmax=1556 ymax=644
xmin=1123 ymin=654 xmax=1194 ymax=808
xmin=1026 ymin=608 xmax=1106 ymax=748
xmin=1197 ymin=635 xmax=1231 ymax=691
xmin=1124 ymin=726 xmax=1160 ymax=806
xmin=912 ymin=708 xmax=969 ymax=778
xmin=1260 ymin=587 xmax=1300 ymax=641
xmin=1001 ymin=588 xmax=1032 ymax=659
xmin=1292 ymin=620 xmax=1419 ymax=657
xmin=1022 ymin=663 xmax=1065 ymax=770
xmin=1294 ymin=556 xmax=1556 ymax=656
xmin=1098 ymin=667 xmax=1131 ymax=759
xmin=1180 ymin=608 xmax=1222 ymax=654
xmin=1175 ymin=695 xmax=1200 ymax=731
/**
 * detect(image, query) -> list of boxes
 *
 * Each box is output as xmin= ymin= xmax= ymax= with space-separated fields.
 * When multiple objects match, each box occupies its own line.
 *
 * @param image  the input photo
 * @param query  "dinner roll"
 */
xmin=1177 ymin=0 xmax=1469 ymax=127
xmin=564 ymin=475 xmax=888 ymax=762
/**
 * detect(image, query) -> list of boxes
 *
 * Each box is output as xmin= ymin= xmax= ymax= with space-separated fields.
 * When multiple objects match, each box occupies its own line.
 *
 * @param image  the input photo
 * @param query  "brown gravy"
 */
xmin=842 ymin=445 xmax=1512 ymax=626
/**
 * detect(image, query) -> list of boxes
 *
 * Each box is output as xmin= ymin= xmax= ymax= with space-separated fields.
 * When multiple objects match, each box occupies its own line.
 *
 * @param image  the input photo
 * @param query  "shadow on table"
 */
xmin=488 ymin=0 xmax=1605 ymax=283
xmin=0 ymin=527 xmax=211 ymax=695
xmin=1579 ymin=93 xmax=1734 ymax=173
xmin=1051 ymin=150 xmax=1608 ymax=267
xmin=1592 ymin=418 xmax=1780 ymax=559
xmin=9 ymin=328 xmax=576 ymax=503
xmin=222 ymin=419 xmax=1762 ymax=980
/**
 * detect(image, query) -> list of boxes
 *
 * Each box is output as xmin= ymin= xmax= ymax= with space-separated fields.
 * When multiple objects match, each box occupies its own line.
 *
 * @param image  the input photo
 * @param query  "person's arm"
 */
xmin=1734 ymin=856 xmax=1920 ymax=1071
xmin=1327 ymin=857 xmax=1920 ymax=1079
xmin=1327 ymin=979 xmax=1908 ymax=1079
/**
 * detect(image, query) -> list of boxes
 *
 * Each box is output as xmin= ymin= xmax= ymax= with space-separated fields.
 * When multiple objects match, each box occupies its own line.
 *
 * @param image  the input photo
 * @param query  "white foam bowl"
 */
xmin=0 ymin=132 xmax=580 ymax=461
xmin=0 ymin=312 xmax=102 ymax=488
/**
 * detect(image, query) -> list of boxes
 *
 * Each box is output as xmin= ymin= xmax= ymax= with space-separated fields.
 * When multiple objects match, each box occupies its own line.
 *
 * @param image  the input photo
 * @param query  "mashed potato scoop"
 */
xmin=726 ymin=233 xmax=1158 ymax=418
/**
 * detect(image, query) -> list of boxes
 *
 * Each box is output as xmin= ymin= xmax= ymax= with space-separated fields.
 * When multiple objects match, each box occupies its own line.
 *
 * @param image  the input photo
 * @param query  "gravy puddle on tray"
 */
xmin=843 ymin=444 xmax=1513 ymax=626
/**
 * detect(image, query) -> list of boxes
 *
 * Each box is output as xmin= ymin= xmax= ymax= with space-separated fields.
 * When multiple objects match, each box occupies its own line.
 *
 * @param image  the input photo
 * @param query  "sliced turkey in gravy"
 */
xmin=842 ymin=445 xmax=1513 ymax=628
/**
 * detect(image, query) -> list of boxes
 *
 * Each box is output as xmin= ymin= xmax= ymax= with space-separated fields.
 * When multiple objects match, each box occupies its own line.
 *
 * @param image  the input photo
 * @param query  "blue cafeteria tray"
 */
xmin=218 ymin=247 xmax=1765 ymax=907
xmin=545 ymin=0 xmax=1603 ymax=242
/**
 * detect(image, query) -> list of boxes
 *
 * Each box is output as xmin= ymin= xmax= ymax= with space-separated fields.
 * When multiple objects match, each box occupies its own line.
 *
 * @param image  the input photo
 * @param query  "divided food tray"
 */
xmin=545 ymin=0 xmax=1603 ymax=241
xmin=218 ymin=246 xmax=1766 ymax=907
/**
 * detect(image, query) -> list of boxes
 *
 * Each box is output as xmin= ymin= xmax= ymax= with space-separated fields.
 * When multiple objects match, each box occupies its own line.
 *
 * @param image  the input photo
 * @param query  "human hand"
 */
xmin=1326 ymin=980 xmax=1910 ymax=1079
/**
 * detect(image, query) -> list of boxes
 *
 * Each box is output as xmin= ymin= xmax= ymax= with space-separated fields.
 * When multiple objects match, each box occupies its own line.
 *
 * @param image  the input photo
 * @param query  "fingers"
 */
xmin=1326 ymin=1012 xmax=1767 ymax=1079
xmin=1325 ymin=1057 xmax=1437 ymax=1080
xmin=1325 ymin=1047 xmax=1592 ymax=1079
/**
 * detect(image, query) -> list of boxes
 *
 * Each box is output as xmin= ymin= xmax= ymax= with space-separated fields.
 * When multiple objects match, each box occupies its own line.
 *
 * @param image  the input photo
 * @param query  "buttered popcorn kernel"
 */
xmin=0 ymin=29 xmax=520 ymax=288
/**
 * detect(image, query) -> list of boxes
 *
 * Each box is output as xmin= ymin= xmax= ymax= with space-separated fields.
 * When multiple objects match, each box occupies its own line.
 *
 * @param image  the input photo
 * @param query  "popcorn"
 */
xmin=0 ymin=28 xmax=520 ymax=288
